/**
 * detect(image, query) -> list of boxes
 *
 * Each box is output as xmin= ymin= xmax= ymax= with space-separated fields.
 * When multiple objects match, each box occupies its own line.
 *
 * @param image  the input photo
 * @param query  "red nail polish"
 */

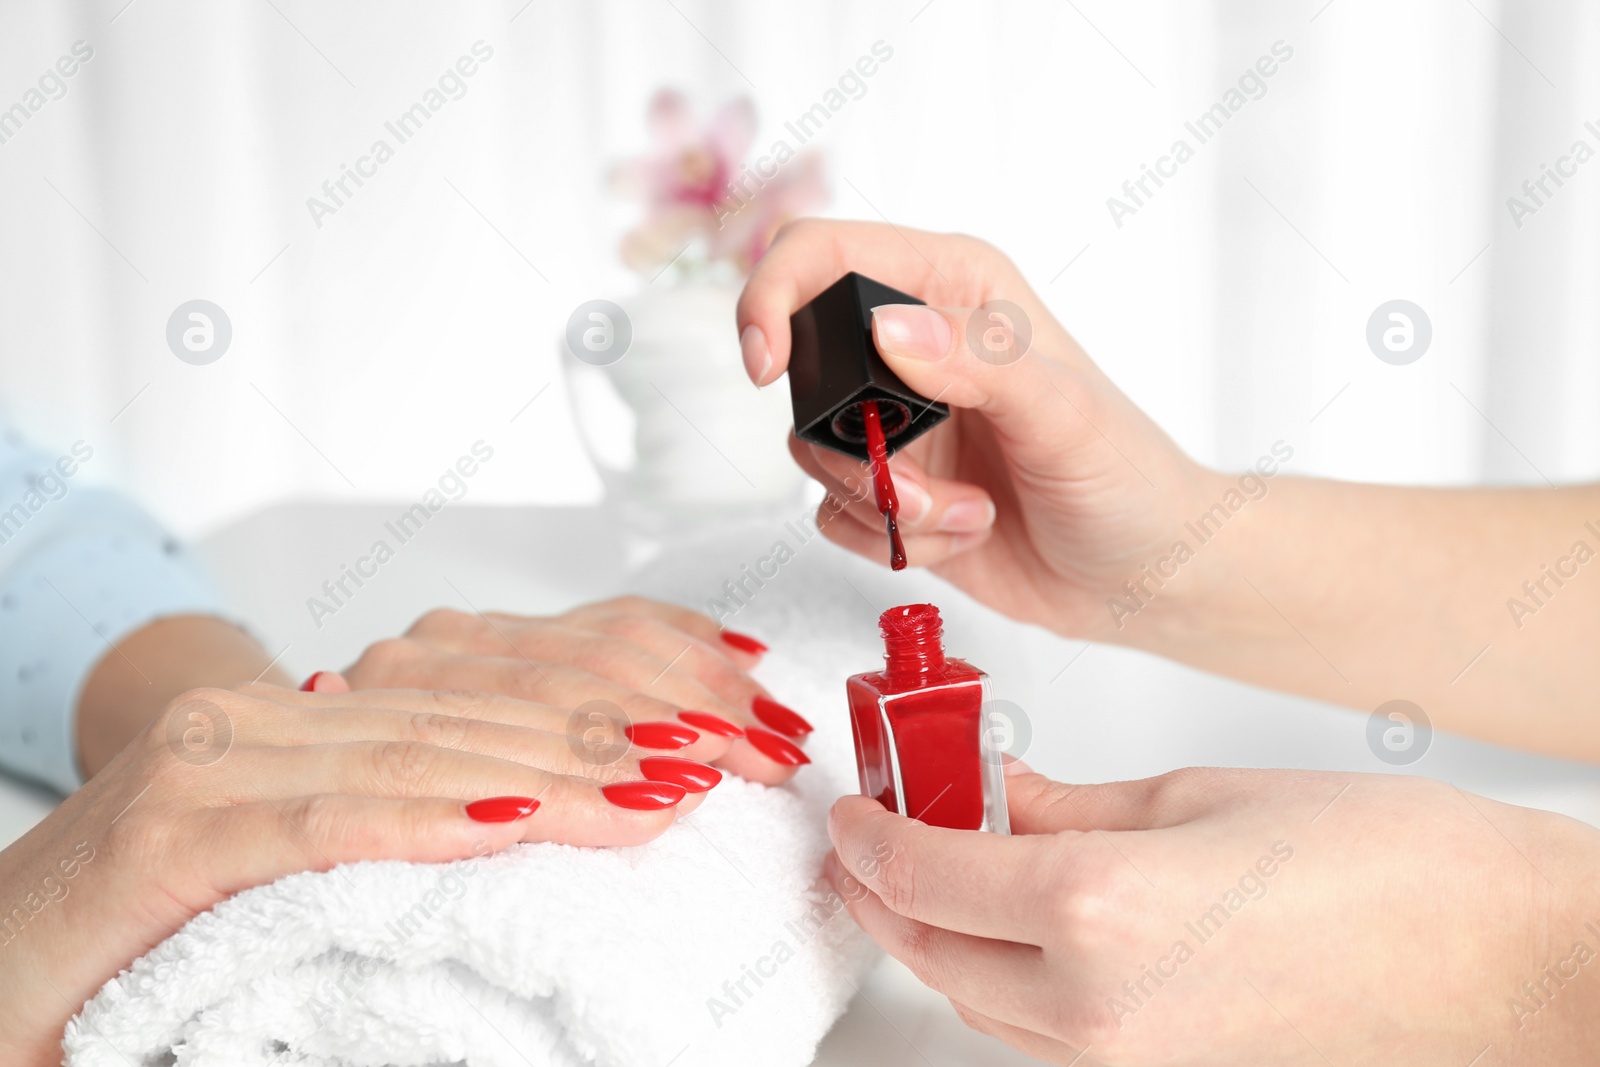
xmin=299 ymin=672 xmax=326 ymax=692
xmin=464 ymin=796 xmax=540 ymax=822
xmin=639 ymin=756 xmax=722 ymax=793
xmin=678 ymin=710 xmax=744 ymax=738
xmin=720 ymin=630 xmax=769 ymax=656
xmin=602 ymin=780 xmax=687 ymax=810
xmin=746 ymin=726 xmax=811 ymax=766
xmin=752 ymin=696 xmax=812 ymax=737
xmin=847 ymin=604 xmax=1008 ymax=833
xmin=860 ymin=399 xmax=908 ymax=571
xmin=624 ymin=721 xmax=700 ymax=750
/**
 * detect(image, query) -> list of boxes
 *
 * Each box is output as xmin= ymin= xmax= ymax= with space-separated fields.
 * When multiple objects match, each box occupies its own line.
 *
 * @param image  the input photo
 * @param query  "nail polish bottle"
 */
xmin=787 ymin=272 xmax=950 ymax=462
xmin=846 ymin=604 xmax=1009 ymax=833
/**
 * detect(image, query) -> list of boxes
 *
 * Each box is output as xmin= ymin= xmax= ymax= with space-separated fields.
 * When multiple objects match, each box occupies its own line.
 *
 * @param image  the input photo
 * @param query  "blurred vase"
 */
xmin=563 ymin=279 xmax=805 ymax=561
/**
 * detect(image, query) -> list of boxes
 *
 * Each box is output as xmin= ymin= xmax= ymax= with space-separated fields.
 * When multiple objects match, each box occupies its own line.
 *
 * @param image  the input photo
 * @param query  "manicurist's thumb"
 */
xmin=870 ymin=302 xmax=1073 ymax=455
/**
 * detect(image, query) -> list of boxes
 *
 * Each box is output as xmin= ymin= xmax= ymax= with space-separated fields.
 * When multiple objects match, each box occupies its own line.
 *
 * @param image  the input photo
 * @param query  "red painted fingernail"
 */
xmin=299 ymin=672 xmax=327 ymax=692
xmin=602 ymin=780 xmax=688 ymax=810
xmin=624 ymin=721 xmax=700 ymax=750
xmin=640 ymin=756 xmax=722 ymax=794
xmin=678 ymin=710 xmax=744 ymax=738
xmin=746 ymin=726 xmax=811 ymax=766
xmin=464 ymin=796 xmax=540 ymax=822
xmin=752 ymin=696 xmax=812 ymax=737
xmin=720 ymin=630 xmax=769 ymax=656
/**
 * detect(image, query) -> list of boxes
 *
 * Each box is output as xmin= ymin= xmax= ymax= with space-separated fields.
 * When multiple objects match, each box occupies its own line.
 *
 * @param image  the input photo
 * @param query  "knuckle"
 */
xmin=1031 ymin=780 xmax=1090 ymax=831
xmin=897 ymin=920 xmax=949 ymax=989
xmin=149 ymin=687 xmax=243 ymax=761
xmin=1142 ymin=766 xmax=1209 ymax=817
xmin=104 ymin=804 xmax=172 ymax=866
xmin=365 ymin=740 xmax=440 ymax=795
xmin=947 ymin=230 xmax=996 ymax=258
xmin=284 ymin=793 xmax=349 ymax=848
xmin=405 ymin=711 xmax=471 ymax=750
xmin=949 ymin=999 xmax=995 ymax=1038
xmin=596 ymin=612 xmax=655 ymax=642
xmin=772 ymin=217 xmax=814 ymax=244
xmin=408 ymin=607 xmax=470 ymax=637
xmin=573 ymin=636 xmax=653 ymax=682
xmin=1046 ymin=851 xmax=1127 ymax=946
xmin=1054 ymin=997 xmax=1127 ymax=1053
xmin=426 ymin=690 xmax=496 ymax=720
xmin=876 ymin=849 xmax=921 ymax=918
xmin=357 ymin=637 xmax=418 ymax=677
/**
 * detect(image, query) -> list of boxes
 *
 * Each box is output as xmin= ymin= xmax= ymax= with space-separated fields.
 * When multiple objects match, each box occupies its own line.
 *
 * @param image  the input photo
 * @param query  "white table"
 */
xmin=5 ymin=501 xmax=1599 ymax=1066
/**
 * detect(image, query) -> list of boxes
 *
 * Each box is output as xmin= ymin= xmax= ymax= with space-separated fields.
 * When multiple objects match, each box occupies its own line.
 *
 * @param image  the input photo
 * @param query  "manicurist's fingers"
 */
xmin=824 ymin=852 xmax=1048 ymax=1030
xmin=736 ymin=219 xmax=989 ymax=386
xmin=1006 ymin=769 xmax=1227 ymax=836
xmin=795 ymin=437 xmax=997 ymax=538
xmin=813 ymin=494 xmax=992 ymax=570
xmin=827 ymin=795 xmax=1054 ymax=943
xmin=947 ymin=999 xmax=1091 ymax=1065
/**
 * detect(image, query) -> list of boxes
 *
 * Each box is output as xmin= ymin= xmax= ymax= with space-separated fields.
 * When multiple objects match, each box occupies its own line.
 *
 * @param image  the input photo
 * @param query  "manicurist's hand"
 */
xmin=741 ymin=219 xmax=1600 ymax=762
xmin=336 ymin=596 xmax=812 ymax=783
xmin=0 ymin=680 xmax=714 ymax=1066
xmin=738 ymin=219 xmax=1219 ymax=640
xmin=826 ymin=765 xmax=1600 ymax=1065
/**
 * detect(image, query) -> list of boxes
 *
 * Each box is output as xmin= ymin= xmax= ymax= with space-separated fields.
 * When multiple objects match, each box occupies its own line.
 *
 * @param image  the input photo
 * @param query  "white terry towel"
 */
xmin=63 ymin=516 xmax=1000 ymax=1067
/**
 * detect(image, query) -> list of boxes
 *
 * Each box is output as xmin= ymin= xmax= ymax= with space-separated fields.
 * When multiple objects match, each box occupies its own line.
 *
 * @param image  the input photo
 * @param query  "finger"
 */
xmin=1007 ymin=769 xmax=1219 ymax=835
xmin=947 ymin=999 xmax=1092 ymax=1065
xmin=815 ymin=497 xmax=991 ymax=570
xmin=556 ymin=595 xmax=727 ymax=649
xmin=299 ymin=671 xmax=350 ymax=694
xmin=736 ymin=219 xmax=990 ymax=385
xmin=868 ymin=304 xmax=1139 ymax=493
xmin=556 ymin=613 xmax=774 ymax=722
xmin=825 ymin=852 xmax=1048 ymax=1028
xmin=228 ymin=743 xmax=683 ymax=845
xmin=790 ymin=435 xmax=896 ymax=530
xmin=333 ymin=655 xmax=807 ymax=783
xmin=341 ymin=644 xmax=736 ymax=762
xmin=709 ymin=728 xmax=808 ymax=787
xmin=827 ymin=794 xmax=1055 ymax=942
xmin=409 ymin=620 xmax=758 ymax=732
xmin=872 ymin=303 xmax=1055 ymax=422
xmin=189 ymin=794 xmax=541 ymax=901
xmin=240 ymin=692 xmax=633 ymax=776
xmin=802 ymin=439 xmax=996 ymax=535
xmin=263 ymin=684 xmax=742 ymax=798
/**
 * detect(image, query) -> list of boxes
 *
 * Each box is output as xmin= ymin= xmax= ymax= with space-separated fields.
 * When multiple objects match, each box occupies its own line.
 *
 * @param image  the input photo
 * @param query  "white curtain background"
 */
xmin=0 ymin=0 xmax=1595 ymax=537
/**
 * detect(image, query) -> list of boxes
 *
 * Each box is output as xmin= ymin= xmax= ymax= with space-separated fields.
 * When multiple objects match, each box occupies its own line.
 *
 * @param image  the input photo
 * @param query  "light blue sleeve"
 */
xmin=0 ymin=428 xmax=227 ymax=794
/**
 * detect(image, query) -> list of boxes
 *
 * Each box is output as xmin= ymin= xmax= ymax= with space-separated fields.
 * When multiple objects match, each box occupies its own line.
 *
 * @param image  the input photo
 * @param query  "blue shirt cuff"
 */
xmin=0 ymin=518 xmax=225 ymax=794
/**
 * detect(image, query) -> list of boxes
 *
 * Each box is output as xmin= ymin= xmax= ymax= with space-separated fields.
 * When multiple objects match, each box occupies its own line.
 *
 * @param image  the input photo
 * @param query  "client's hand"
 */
xmin=825 ymin=765 xmax=1600 ymax=1066
xmin=0 ymin=682 xmax=711 ymax=1066
xmin=336 ymin=596 xmax=811 ymax=784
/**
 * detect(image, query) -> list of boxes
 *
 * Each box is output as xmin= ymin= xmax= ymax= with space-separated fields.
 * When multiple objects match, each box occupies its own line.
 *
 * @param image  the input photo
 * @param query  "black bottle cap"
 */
xmin=786 ymin=272 xmax=951 ymax=462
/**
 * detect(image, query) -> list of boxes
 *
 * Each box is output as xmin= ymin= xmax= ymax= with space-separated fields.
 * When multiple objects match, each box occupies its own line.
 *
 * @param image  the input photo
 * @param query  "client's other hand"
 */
xmin=336 ymin=596 xmax=811 ymax=784
xmin=0 ymin=681 xmax=712 ymax=1066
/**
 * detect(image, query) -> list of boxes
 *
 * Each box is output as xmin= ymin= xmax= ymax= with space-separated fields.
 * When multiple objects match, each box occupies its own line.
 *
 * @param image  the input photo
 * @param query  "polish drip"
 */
xmin=860 ymin=399 xmax=907 ymax=571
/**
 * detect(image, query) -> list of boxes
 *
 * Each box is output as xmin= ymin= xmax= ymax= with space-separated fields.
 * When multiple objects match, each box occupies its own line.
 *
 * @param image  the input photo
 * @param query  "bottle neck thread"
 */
xmin=880 ymin=603 xmax=947 ymax=686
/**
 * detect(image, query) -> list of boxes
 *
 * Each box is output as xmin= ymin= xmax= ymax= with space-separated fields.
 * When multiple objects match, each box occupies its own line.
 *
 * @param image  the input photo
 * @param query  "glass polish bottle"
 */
xmin=846 ymin=604 xmax=1009 ymax=833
